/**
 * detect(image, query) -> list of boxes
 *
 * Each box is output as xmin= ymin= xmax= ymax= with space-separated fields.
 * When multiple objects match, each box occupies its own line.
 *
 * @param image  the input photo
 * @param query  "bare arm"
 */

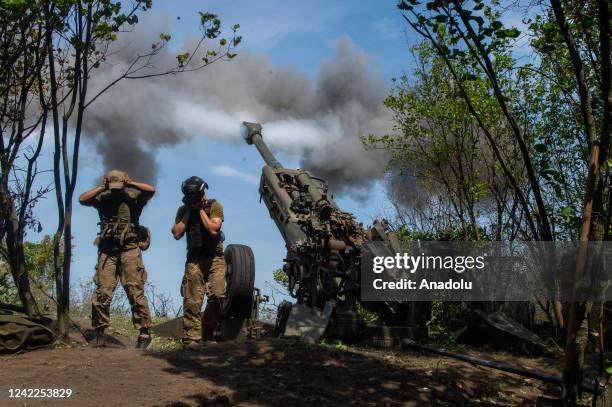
xmin=125 ymin=177 xmax=155 ymax=201
xmin=172 ymin=207 xmax=190 ymax=240
xmin=79 ymin=185 xmax=105 ymax=206
xmin=198 ymin=200 xmax=222 ymax=237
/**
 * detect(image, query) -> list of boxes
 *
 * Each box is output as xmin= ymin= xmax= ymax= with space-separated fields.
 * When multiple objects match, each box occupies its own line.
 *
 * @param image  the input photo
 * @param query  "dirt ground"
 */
xmin=0 ymin=328 xmax=598 ymax=407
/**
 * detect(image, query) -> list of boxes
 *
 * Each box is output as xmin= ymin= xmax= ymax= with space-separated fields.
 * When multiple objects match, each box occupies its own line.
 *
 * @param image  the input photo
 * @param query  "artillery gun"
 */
xmin=242 ymin=122 xmax=414 ymax=338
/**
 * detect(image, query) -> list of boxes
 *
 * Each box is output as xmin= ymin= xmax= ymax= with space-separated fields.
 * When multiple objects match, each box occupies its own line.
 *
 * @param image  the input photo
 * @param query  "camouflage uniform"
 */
xmin=91 ymin=189 xmax=152 ymax=331
xmin=175 ymin=200 xmax=227 ymax=344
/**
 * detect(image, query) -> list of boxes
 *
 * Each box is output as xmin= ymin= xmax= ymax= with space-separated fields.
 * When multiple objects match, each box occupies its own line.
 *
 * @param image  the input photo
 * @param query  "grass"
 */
xmin=317 ymin=339 xmax=349 ymax=351
xmin=70 ymin=307 xmax=183 ymax=351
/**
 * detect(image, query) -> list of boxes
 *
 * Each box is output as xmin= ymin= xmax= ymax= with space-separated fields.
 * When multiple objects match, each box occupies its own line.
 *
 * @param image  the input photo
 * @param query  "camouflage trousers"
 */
xmin=181 ymin=255 xmax=227 ymax=343
xmin=91 ymin=247 xmax=151 ymax=331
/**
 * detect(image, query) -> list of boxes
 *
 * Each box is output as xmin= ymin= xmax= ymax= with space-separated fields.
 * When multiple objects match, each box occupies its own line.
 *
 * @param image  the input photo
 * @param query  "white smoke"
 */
xmin=84 ymin=17 xmax=393 ymax=194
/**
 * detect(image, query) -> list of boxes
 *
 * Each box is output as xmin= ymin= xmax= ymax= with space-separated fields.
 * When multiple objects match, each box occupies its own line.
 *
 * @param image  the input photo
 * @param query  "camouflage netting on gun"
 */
xmin=0 ymin=308 xmax=55 ymax=353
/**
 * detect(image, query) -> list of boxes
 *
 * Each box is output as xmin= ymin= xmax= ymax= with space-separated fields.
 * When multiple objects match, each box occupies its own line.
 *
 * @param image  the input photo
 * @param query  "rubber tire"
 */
xmin=222 ymin=244 xmax=256 ymax=319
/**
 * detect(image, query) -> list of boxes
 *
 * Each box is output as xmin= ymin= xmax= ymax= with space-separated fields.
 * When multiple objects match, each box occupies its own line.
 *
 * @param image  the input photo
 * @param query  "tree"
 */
xmin=365 ymin=40 xmax=527 ymax=243
xmin=23 ymin=235 xmax=57 ymax=313
xmin=0 ymin=1 xmax=52 ymax=316
xmin=0 ymin=235 xmax=58 ymax=312
xmin=545 ymin=1 xmax=610 ymax=402
xmin=396 ymin=0 xmax=610 ymax=403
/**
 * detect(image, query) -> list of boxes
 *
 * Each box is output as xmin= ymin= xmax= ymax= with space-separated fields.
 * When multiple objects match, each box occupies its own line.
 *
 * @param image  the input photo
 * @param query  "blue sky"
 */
xmin=29 ymin=1 xmax=418 ymax=313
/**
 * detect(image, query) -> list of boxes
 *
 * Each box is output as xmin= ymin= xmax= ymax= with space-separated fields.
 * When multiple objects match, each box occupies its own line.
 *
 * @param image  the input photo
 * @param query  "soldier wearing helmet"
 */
xmin=79 ymin=170 xmax=155 ymax=350
xmin=171 ymin=176 xmax=227 ymax=348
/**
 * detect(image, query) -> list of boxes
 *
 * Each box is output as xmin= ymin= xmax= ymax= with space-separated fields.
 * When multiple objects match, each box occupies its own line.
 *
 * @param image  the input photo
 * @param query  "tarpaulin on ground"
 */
xmin=0 ymin=308 xmax=55 ymax=353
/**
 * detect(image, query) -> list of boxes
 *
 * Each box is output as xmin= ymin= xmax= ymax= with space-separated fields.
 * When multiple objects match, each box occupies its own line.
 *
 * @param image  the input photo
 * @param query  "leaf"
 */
xmin=497 ymin=27 xmax=521 ymax=39
xmin=471 ymin=15 xmax=484 ymax=26
xmin=176 ymin=52 xmax=190 ymax=66
xmin=561 ymin=207 xmax=575 ymax=219
xmin=463 ymin=72 xmax=477 ymax=81
xmin=199 ymin=11 xmax=216 ymax=24
xmin=505 ymin=28 xmax=521 ymax=38
xmin=534 ymin=143 xmax=547 ymax=153
xmin=398 ymin=0 xmax=413 ymax=10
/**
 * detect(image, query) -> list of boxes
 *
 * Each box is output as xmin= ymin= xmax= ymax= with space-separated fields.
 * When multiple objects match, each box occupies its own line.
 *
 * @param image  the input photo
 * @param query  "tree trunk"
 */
xmin=2 ymin=190 xmax=37 ymax=315
xmin=45 ymin=9 xmax=68 ymax=338
xmin=59 ymin=204 xmax=72 ymax=340
xmin=549 ymin=0 xmax=610 ymax=403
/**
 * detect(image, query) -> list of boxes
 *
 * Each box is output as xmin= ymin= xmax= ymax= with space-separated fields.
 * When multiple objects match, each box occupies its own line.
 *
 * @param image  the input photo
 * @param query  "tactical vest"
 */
xmin=186 ymin=199 xmax=224 ymax=259
xmin=95 ymin=190 xmax=144 ymax=251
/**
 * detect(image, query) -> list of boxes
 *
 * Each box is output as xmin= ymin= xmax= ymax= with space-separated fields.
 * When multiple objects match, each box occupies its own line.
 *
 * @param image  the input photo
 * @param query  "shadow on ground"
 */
xmin=147 ymin=338 xmax=561 ymax=407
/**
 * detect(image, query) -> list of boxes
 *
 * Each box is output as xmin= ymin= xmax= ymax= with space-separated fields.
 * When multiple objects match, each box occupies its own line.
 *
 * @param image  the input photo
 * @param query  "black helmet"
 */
xmin=181 ymin=176 xmax=208 ymax=196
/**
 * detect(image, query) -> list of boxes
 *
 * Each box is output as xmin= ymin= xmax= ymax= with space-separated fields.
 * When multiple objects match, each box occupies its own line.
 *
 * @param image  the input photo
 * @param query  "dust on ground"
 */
xmin=0 ymin=326 xmax=595 ymax=407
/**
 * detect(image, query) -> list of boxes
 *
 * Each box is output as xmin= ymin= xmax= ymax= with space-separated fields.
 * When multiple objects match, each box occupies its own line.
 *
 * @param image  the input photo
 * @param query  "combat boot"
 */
xmin=202 ymin=326 xmax=218 ymax=344
xmin=136 ymin=329 xmax=152 ymax=350
xmin=94 ymin=328 xmax=106 ymax=347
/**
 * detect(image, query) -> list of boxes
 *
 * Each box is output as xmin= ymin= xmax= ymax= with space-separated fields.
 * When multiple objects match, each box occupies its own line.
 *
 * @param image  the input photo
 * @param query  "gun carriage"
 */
xmin=242 ymin=122 xmax=413 ymax=335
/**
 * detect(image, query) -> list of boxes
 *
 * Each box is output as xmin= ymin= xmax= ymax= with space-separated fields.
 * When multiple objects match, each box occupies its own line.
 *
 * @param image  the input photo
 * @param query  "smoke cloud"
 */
xmin=85 ymin=18 xmax=392 ymax=194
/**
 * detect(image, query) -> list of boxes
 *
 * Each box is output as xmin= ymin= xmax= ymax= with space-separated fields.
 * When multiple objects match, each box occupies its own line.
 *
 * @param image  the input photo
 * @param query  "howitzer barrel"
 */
xmin=252 ymin=133 xmax=283 ymax=169
xmin=241 ymin=121 xmax=283 ymax=168
xmin=262 ymin=165 xmax=293 ymax=213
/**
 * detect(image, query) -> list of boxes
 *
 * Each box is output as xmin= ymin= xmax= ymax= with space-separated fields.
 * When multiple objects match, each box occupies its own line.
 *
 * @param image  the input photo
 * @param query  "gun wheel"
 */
xmin=222 ymin=244 xmax=256 ymax=319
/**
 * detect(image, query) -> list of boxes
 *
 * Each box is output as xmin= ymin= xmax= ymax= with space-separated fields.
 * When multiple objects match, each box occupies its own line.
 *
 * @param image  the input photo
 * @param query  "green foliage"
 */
xmin=398 ymin=0 xmax=521 ymax=56
xmin=24 ymin=236 xmax=56 ymax=313
xmin=176 ymin=52 xmax=190 ymax=67
xmin=396 ymin=225 xmax=486 ymax=242
xmin=427 ymin=300 xmax=469 ymax=345
xmin=272 ymin=268 xmax=289 ymax=290
xmin=357 ymin=304 xmax=378 ymax=325
xmin=0 ymin=264 xmax=18 ymax=305
xmin=154 ymin=337 xmax=182 ymax=352
xmin=318 ymin=339 xmax=349 ymax=351
xmin=198 ymin=12 xmax=221 ymax=38
xmin=380 ymin=1 xmax=600 ymax=241
xmin=364 ymin=33 xmax=520 ymax=239
xmin=395 ymin=227 xmax=436 ymax=242
xmin=0 ymin=236 xmax=56 ymax=311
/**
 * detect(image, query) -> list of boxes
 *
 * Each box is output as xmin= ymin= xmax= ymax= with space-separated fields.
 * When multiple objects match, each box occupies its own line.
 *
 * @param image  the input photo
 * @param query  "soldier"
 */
xmin=171 ymin=176 xmax=227 ymax=349
xmin=79 ymin=170 xmax=155 ymax=350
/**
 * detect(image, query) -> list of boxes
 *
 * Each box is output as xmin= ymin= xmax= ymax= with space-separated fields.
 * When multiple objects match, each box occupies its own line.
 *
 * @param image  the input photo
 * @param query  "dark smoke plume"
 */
xmin=85 ymin=18 xmax=392 ymax=193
